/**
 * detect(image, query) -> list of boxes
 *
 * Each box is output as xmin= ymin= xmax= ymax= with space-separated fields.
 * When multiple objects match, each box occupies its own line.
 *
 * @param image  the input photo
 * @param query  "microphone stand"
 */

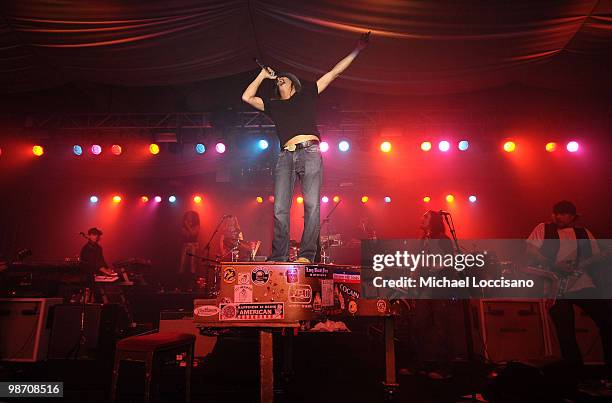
xmin=320 ymin=199 xmax=342 ymax=263
xmin=201 ymin=216 xmax=227 ymax=296
xmin=442 ymin=214 xmax=484 ymax=402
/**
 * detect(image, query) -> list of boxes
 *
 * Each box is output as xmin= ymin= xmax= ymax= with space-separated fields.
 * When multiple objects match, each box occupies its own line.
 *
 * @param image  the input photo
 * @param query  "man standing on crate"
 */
xmin=242 ymin=32 xmax=370 ymax=263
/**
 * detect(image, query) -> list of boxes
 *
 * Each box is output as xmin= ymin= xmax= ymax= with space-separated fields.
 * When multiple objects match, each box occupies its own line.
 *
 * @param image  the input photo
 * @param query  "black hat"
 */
xmin=87 ymin=227 xmax=103 ymax=236
xmin=553 ymin=200 xmax=577 ymax=216
xmin=274 ymin=72 xmax=302 ymax=97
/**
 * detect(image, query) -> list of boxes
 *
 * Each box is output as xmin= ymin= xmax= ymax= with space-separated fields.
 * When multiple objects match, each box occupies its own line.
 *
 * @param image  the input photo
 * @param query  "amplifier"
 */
xmin=547 ymin=305 xmax=604 ymax=365
xmin=48 ymin=303 xmax=122 ymax=360
xmin=471 ymin=299 xmax=548 ymax=363
xmin=0 ymin=298 xmax=63 ymax=362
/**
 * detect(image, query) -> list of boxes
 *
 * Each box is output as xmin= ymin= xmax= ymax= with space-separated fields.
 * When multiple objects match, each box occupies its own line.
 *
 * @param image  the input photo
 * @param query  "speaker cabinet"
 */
xmin=471 ymin=299 xmax=548 ymax=363
xmin=48 ymin=303 xmax=122 ymax=359
xmin=0 ymin=298 xmax=63 ymax=362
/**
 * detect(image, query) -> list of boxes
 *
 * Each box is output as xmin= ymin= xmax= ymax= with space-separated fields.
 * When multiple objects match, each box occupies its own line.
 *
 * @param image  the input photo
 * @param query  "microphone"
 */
xmin=254 ymin=58 xmax=276 ymax=78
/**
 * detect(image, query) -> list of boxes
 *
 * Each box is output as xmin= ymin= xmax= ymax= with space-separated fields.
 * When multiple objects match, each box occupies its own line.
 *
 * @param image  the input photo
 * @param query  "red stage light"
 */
xmin=149 ymin=144 xmax=160 ymax=155
xmin=111 ymin=144 xmax=122 ymax=156
xmin=446 ymin=194 xmax=455 ymax=203
xmin=545 ymin=142 xmax=557 ymax=152
xmin=268 ymin=195 xmax=275 ymax=203
xmin=423 ymin=196 xmax=431 ymax=203
xmin=32 ymin=145 xmax=44 ymax=156
xmin=256 ymin=196 xmax=263 ymax=203
xmin=140 ymin=196 xmax=149 ymax=203
xmin=438 ymin=141 xmax=450 ymax=152
xmin=503 ymin=141 xmax=516 ymax=153
xmin=333 ymin=196 xmax=340 ymax=203
xmin=361 ymin=196 xmax=369 ymax=203
xmin=112 ymin=195 xmax=122 ymax=203
xmin=296 ymin=196 xmax=304 ymax=204
xmin=193 ymin=195 xmax=202 ymax=204
xmin=154 ymin=196 xmax=162 ymax=203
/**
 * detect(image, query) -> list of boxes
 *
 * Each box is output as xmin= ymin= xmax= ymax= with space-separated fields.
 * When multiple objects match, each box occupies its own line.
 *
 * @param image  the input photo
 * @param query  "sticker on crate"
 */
xmin=234 ymin=284 xmax=253 ymax=303
xmin=304 ymin=266 xmax=330 ymax=278
xmin=288 ymin=284 xmax=312 ymax=304
xmin=219 ymin=303 xmax=284 ymax=321
xmin=333 ymin=272 xmax=360 ymax=283
xmin=193 ymin=305 xmax=220 ymax=317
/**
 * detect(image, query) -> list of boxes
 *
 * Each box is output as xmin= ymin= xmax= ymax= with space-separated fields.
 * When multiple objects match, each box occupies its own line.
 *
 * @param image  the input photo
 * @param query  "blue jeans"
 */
xmin=270 ymin=144 xmax=322 ymax=262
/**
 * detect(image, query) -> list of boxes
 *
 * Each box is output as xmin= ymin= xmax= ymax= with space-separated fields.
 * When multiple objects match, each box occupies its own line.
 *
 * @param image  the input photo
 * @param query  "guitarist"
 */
xmin=527 ymin=200 xmax=611 ymax=379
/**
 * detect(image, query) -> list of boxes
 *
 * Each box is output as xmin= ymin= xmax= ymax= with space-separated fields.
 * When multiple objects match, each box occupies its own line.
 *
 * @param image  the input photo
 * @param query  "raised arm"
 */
xmin=317 ymin=31 xmax=370 ymax=94
xmin=242 ymin=68 xmax=276 ymax=111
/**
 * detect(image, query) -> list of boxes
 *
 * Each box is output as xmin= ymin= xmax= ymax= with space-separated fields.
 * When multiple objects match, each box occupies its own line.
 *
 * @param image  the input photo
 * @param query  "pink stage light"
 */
xmin=566 ymin=141 xmax=579 ymax=153
xmin=319 ymin=141 xmax=330 ymax=152
xmin=215 ymin=142 xmax=226 ymax=154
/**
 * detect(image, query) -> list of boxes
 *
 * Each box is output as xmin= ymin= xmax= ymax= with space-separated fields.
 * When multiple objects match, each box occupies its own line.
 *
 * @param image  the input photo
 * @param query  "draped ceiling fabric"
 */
xmin=0 ymin=0 xmax=611 ymax=95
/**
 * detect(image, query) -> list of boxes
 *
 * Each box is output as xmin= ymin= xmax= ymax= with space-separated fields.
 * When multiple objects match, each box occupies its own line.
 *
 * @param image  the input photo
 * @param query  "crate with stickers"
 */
xmin=194 ymin=263 xmax=336 ymax=326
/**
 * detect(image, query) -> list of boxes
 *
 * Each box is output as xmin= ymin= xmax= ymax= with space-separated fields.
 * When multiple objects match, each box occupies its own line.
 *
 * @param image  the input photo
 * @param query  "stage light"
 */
xmin=503 ymin=141 xmax=516 ymax=153
xmin=140 ymin=196 xmax=149 ymax=203
xmin=458 ymin=140 xmax=469 ymax=151
xmin=384 ymin=196 xmax=391 ymax=203
xmin=91 ymin=144 xmax=102 ymax=155
xmin=73 ymin=145 xmax=83 ymax=156
xmin=89 ymin=195 xmax=99 ymax=203
xmin=319 ymin=141 xmax=329 ymax=152
xmin=333 ymin=196 xmax=340 ymax=203
xmin=149 ymin=144 xmax=160 ymax=155
xmin=566 ymin=141 xmax=579 ymax=153
xmin=296 ymin=196 xmax=304 ymax=204
xmin=420 ymin=141 xmax=432 ymax=152
xmin=111 ymin=145 xmax=122 ymax=156
xmin=195 ymin=143 xmax=206 ymax=154
xmin=215 ymin=142 xmax=226 ymax=154
xmin=32 ymin=145 xmax=44 ymax=156
xmin=193 ymin=195 xmax=202 ymax=204
xmin=469 ymin=195 xmax=477 ymax=203
xmin=112 ymin=195 xmax=122 ymax=203
xmin=380 ymin=141 xmax=392 ymax=153
xmin=268 ymin=195 xmax=275 ymax=203
xmin=168 ymin=195 xmax=177 ymax=203
xmin=154 ymin=196 xmax=162 ymax=203
xmin=322 ymin=196 xmax=329 ymax=203
xmin=446 ymin=194 xmax=455 ymax=203
xmin=256 ymin=196 xmax=263 ymax=203
xmin=361 ymin=196 xmax=369 ymax=203
xmin=545 ymin=142 xmax=557 ymax=152
xmin=338 ymin=140 xmax=350 ymax=152
xmin=258 ymin=140 xmax=269 ymax=150
xmin=438 ymin=141 xmax=450 ymax=152
xmin=423 ymin=196 xmax=431 ymax=203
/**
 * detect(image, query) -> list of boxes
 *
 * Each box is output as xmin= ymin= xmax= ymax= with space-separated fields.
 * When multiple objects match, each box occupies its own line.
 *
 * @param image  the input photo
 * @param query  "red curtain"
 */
xmin=0 ymin=0 xmax=611 ymax=94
